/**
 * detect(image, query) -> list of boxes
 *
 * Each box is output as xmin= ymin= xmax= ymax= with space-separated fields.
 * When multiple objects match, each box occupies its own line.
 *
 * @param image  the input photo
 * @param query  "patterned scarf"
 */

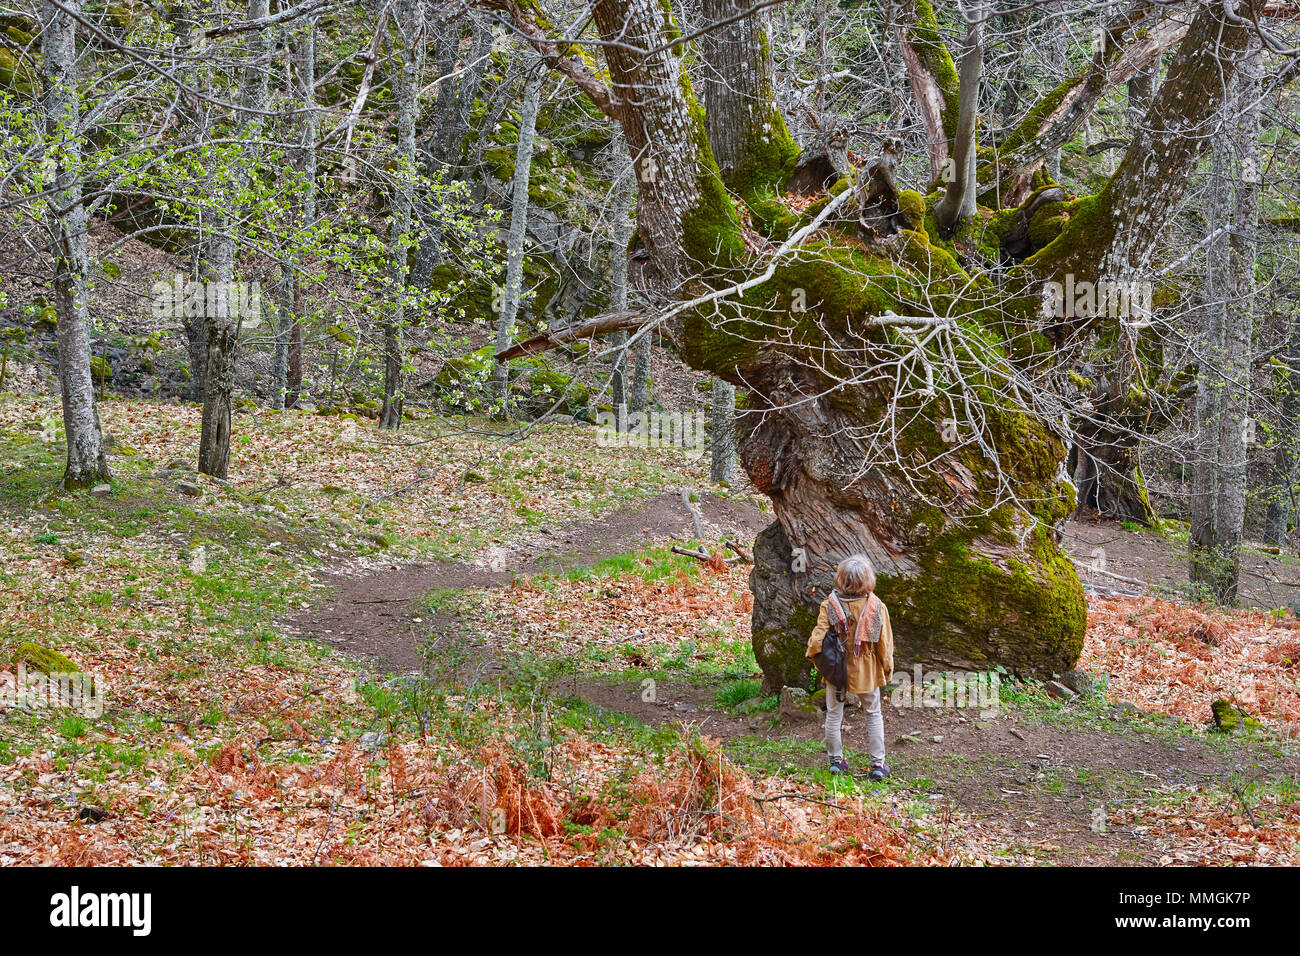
xmin=828 ymin=591 xmax=883 ymax=651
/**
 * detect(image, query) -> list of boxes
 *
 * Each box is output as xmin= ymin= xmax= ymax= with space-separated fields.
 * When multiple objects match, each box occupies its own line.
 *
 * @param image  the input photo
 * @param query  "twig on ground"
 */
xmin=360 ymin=466 xmax=442 ymax=517
xmin=670 ymin=544 xmax=741 ymax=564
xmin=680 ymin=489 xmax=707 ymax=539
xmin=723 ymin=539 xmax=753 ymax=563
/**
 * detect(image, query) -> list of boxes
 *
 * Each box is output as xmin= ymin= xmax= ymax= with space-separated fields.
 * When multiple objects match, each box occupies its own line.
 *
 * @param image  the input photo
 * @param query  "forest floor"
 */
xmin=289 ymin=493 xmax=1300 ymax=866
xmin=2 ymin=394 xmax=1299 ymax=865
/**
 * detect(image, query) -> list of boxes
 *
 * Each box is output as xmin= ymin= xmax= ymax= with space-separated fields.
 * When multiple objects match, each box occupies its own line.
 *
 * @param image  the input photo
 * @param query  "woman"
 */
xmin=805 ymin=555 xmax=894 ymax=780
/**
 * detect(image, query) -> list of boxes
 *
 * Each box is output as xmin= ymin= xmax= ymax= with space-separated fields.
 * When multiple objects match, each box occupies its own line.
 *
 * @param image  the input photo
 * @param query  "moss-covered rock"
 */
xmin=515 ymin=364 xmax=592 ymax=418
xmin=13 ymin=642 xmax=80 ymax=675
xmin=433 ymin=345 xmax=494 ymax=396
xmin=433 ymin=346 xmax=592 ymax=418
xmin=1210 ymin=699 xmax=1263 ymax=734
xmin=897 ymin=189 xmax=926 ymax=230
xmin=0 ymin=47 xmax=36 ymax=94
xmin=777 ymin=685 xmax=821 ymax=722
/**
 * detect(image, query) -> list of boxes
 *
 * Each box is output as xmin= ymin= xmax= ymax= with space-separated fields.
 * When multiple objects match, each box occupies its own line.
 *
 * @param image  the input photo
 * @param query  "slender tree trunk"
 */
xmin=629 ymin=331 xmax=651 ymax=415
xmin=1191 ymin=41 xmax=1259 ymax=605
xmin=198 ymin=237 xmax=236 ymax=477
xmin=199 ymin=0 xmax=272 ymax=475
xmin=608 ymin=332 xmax=628 ymax=412
xmin=933 ymin=7 xmax=983 ymax=234
xmin=379 ymin=0 xmax=424 ymax=430
xmin=272 ymin=257 xmax=292 ymax=410
xmin=166 ymin=0 xmax=208 ymax=396
xmin=1213 ymin=41 xmax=1260 ymax=598
xmin=274 ymin=16 xmax=316 ymax=410
xmin=490 ymin=58 xmax=542 ymax=409
xmin=1191 ymin=101 xmax=1233 ymax=596
xmin=40 ymin=0 xmax=109 ymax=490
xmin=1265 ymin=308 xmax=1300 ymax=545
xmin=608 ymin=165 xmax=634 ymax=417
xmin=286 ymin=306 xmax=304 ymax=407
xmin=710 ymin=378 xmax=736 ymax=485
xmin=623 ymin=130 xmax=650 ymax=416
xmin=271 ymin=25 xmax=292 ymax=410
xmin=289 ymin=18 xmax=315 ymax=409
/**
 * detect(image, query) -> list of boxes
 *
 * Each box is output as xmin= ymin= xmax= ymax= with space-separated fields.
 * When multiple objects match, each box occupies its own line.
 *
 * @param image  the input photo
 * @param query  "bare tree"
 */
xmin=379 ymin=0 xmax=427 ymax=429
xmin=490 ymin=54 xmax=543 ymax=409
xmin=38 ymin=0 xmax=109 ymax=489
xmin=1191 ymin=38 xmax=1261 ymax=604
xmin=272 ymin=16 xmax=318 ymax=411
xmin=199 ymin=0 xmax=275 ymax=476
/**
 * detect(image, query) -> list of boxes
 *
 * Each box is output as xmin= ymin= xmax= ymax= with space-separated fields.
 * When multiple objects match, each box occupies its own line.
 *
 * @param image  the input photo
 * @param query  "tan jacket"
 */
xmin=805 ymin=593 xmax=895 ymax=694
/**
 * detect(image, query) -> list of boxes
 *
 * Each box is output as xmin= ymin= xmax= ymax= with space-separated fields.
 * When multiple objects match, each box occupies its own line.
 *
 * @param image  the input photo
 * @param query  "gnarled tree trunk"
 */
xmin=492 ymin=0 xmax=1258 ymax=690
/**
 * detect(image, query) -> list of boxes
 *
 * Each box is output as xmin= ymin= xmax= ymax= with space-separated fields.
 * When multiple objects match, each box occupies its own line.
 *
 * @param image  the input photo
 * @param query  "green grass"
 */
xmin=56 ymin=715 xmax=90 ymax=739
xmin=422 ymin=587 xmax=468 ymax=614
xmin=603 ymin=636 xmax=758 ymax=687
xmin=715 ymin=679 xmax=760 ymax=707
xmin=560 ymin=545 xmax=702 ymax=585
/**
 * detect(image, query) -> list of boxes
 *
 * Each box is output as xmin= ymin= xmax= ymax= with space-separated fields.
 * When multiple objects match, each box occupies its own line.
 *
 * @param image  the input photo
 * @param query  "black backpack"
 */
xmin=814 ymin=592 xmax=881 ymax=694
xmin=813 ymin=592 xmax=853 ymax=692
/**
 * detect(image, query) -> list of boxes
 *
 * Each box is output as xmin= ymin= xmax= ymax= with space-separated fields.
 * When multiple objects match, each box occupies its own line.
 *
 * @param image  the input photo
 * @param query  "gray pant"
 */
xmin=824 ymin=688 xmax=885 ymax=765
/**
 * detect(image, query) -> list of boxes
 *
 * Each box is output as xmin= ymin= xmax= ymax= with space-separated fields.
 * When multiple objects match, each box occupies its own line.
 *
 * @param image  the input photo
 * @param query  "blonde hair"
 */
xmin=834 ymin=555 xmax=876 ymax=597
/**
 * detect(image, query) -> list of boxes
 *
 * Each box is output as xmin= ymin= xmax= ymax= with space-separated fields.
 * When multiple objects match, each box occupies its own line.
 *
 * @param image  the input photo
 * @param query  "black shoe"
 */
xmin=829 ymin=756 xmax=850 ymax=775
xmin=868 ymin=762 xmax=890 ymax=782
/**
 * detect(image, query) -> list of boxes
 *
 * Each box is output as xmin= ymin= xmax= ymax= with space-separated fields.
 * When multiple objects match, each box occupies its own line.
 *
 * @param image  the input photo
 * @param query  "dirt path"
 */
xmin=285 ymin=493 xmax=1298 ymax=865
xmin=285 ymin=491 xmax=770 ymax=671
